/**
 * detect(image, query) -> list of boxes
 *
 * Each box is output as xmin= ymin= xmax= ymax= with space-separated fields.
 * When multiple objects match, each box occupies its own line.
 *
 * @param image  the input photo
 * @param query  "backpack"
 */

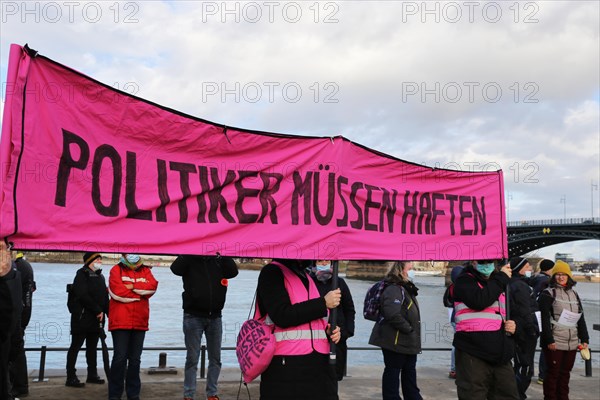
xmin=363 ymin=280 xmax=390 ymax=322
xmin=442 ymin=284 xmax=455 ymax=308
xmin=66 ymin=283 xmax=76 ymax=313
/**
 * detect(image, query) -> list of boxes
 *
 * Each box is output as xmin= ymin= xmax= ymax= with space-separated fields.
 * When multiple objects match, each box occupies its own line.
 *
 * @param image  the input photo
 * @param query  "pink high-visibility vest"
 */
xmin=454 ymin=278 xmax=506 ymax=332
xmin=268 ymin=262 xmax=330 ymax=355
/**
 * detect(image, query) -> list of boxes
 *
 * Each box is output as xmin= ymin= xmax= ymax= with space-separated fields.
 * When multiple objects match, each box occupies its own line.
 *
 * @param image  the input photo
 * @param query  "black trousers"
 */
xmin=455 ymin=349 xmax=519 ymax=400
xmin=1 ymin=336 xmax=11 ymax=400
xmin=513 ymin=335 xmax=537 ymax=400
xmin=8 ymin=328 xmax=28 ymax=393
xmin=335 ymin=340 xmax=347 ymax=381
xmin=66 ymin=332 xmax=100 ymax=378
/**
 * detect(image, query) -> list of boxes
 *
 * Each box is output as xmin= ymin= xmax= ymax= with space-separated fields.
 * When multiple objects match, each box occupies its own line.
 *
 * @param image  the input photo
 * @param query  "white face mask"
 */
xmin=407 ymin=269 xmax=416 ymax=280
xmin=90 ymin=262 xmax=102 ymax=272
xmin=524 ymin=270 xmax=532 ymax=278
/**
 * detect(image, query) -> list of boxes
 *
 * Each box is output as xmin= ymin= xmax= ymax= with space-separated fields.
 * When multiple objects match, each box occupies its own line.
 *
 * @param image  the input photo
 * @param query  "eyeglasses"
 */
xmin=555 ymin=273 xmax=568 ymax=278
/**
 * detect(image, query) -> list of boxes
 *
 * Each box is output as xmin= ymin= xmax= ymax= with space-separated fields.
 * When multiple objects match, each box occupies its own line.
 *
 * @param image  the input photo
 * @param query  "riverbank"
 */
xmin=21 ymin=365 xmax=600 ymax=400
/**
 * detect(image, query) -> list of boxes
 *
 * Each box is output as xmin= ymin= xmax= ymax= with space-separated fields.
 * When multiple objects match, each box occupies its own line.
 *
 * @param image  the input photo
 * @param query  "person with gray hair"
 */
xmin=369 ymin=261 xmax=422 ymax=400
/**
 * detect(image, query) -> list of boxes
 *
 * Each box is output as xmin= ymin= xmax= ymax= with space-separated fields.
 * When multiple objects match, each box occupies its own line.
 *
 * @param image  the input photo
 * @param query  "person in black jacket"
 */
xmin=9 ymin=252 xmax=36 ymax=398
xmin=368 ymin=261 xmax=422 ymax=400
xmin=529 ymin=259 xmax=554 ymax=385
xmin=65 ymin=252 xmax=109 ymax=388
xmin=310 ymin=260 xmax=356 ymax=381
xmin=453 ymin=260 xmax=519 ymax=400
xmin=170 ymin=254 xmax=238 ymax=400
xmin=256 ymin=258 xmax=341 ymax=400
xmin=1 ymin=240 xmax=22 ymax=400
xmin=508 ymin=257 xmax=539 ymax=400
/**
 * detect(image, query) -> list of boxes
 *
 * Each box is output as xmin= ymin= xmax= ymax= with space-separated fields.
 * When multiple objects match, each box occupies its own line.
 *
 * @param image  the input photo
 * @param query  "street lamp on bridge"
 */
xmin=560 ymin=195 xmax=567 ymax=219
xmin=592 ymin=179 xmax=598 ymax=219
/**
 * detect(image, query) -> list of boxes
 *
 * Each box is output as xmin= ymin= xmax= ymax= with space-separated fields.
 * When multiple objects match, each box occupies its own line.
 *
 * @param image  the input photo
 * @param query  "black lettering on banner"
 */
xmin=336 ymin=176 xmax=349 ymax=227
xmin=197 ymin=166 xmax=211 ymax=223
xmin=364 ymin=184 xmax=380 ymax=232
xmin=126 ymin=151 xmax=152 ymax=221
xmin=349 ymin=181 xmax=364 ymax=229
xmin=431 ymin=192 xmax=445 ymax=234
xmin=418 ymin=192 xmax=432 ymax=235
xmin=235 ymin=170 xmax=260 ymax=223
xmin=445 ymin=194 xmax=458 ymax=235
xmin=291 ymin=171 xmax=312 ymax=225
xmin=208 ymin=167 xmax=236 ymax=223
xmin=258 ymin=172 xmax=283 ymax=224
xmin=156 ymin=159 xmax=170 ymax=222
xmin=402 ymin=190 xmax=419 ymax=234
xmin=459 ymin=195 xmax=473 ymax=235
xmin=473 ymin=196 xmax=486 ymax=235
xmin=91 ymin=144 xmax=122 ymax=217
xmin=55 ymin=129 xmax=90 ymax=207
xmin=313 ymin=171 xmax=335 ymax=226
xmin=50 ymin=129 xmax=492 ymax=238
xmin=380 ymin=188 xmax=397 ymax=233
xmin=170 ymin=161 xmax=197 ymax=223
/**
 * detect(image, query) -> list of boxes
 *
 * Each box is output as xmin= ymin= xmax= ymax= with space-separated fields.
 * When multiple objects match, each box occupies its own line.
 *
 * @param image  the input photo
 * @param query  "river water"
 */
xmin=23 ymin=263 xmax=600 ymax=372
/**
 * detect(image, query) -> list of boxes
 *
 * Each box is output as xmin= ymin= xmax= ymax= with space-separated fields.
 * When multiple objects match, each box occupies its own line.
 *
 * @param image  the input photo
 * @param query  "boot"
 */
xmin=86 ymin=375 xmax=105 ymax=384
xmin=65 ymin=376 xmax=85 ymax=388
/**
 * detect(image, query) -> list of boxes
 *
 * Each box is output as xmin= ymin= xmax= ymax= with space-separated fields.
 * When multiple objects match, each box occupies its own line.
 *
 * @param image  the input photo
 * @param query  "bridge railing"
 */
xmin=25 ymin=344 xmax=596 ymax=381
xmin=507 ymin=217 xmax=599 ymax=227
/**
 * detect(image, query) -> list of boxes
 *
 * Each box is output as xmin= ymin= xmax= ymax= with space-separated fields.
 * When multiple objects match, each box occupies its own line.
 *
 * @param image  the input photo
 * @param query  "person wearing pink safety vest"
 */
xmin=453 ymin=260 xmax=519 ymax=400
xmin=257 ymin=258 xmax=341 ymax=400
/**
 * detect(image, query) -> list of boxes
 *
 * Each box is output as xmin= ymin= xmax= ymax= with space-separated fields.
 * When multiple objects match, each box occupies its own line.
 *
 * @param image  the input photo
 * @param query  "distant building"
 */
xmin=555 ymin=252 xmax=574 ymax=264
xmin=580 ymin=263 xmax=599 ymax=273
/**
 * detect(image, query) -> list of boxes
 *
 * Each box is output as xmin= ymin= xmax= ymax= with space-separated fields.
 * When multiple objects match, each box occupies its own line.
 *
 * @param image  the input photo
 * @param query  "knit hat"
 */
xmin=510 ymin=257 xmax=528 ymax=273
xmin=552 ymin=260 xmax=573 ymax=278
xmin=450 ymin=266 xmax=463 ymax=283
xmin=16 ymin=252 xmax=24 ymax=259
xmin=539 ymin=259 xmax=555 ymax=272
xmin=83 ymin=252 xmax=101 ymax=267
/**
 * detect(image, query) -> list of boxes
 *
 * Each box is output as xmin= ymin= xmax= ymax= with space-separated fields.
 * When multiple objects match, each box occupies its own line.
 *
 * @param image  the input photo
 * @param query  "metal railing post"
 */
xmin=34 ymin=346 xmax=47 ymax=382
xmin=585 ymin=351 xmax=592 ymax=377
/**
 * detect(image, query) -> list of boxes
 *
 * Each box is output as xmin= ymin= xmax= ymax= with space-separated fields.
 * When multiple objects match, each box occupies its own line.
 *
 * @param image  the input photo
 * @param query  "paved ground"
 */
xmin=19 ymin=365 xmax=599 ymax=399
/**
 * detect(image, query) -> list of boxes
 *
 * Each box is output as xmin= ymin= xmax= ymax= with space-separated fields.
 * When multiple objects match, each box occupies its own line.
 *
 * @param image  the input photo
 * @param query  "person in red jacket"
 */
xmin=108 ymin=254 xmax=158 ymax=400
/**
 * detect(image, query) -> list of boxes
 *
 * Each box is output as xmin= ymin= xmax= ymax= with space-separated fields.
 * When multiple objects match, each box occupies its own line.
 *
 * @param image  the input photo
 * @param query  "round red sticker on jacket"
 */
xmin=221 ymin=278 xmax=228 ymax=287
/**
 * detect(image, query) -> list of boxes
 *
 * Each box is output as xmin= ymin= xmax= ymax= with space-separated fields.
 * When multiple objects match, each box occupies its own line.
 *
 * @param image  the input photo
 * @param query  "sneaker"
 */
xmin=448 ymin=371 xmax=456 ymax=379
xmin=537 ymin=378 xmax=544 ymax=385
xmin=65 ymin=377 xmax=85 ymax=388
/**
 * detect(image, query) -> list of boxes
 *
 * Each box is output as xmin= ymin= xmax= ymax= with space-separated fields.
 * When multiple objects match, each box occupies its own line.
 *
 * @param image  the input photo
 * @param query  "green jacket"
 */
xmin=368 ymin=279 xmax=421 ymax=354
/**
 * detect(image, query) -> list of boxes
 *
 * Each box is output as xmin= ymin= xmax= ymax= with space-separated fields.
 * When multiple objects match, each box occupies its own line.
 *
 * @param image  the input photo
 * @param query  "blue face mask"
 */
xmin=315 ymin=264 xmax=332 ymax=282
xmin=407 ymin=269 xmax=416 ymax=281
xmin=476 ymin=263 xmax=495 ymax=277
xmin=121 ymin=254 xmax=142 ymax=269
xmin=316 ymin=264 xmax=331 ymax=272
xmin=524 ymin=270 xmax=532 ymax=278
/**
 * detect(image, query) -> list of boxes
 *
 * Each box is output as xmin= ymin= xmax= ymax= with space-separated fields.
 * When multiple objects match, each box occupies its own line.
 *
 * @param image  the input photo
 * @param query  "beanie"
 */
xmin=510 ymin=257 xmax=528 ymax=273
xmin=539 ymin=259 xmax=555 ymax=272
xmin=83 ymin=252 xmax=101 ymax=267
xmin=16 ymin=252 xmax=24 ymax=259
xmin=552 ymin=260 xmax=573 ymax=279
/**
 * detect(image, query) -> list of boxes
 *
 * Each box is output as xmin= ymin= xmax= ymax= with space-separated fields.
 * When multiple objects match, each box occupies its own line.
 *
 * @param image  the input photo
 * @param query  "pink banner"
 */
xmin=1 ymin=44 xmax=508 ymax=260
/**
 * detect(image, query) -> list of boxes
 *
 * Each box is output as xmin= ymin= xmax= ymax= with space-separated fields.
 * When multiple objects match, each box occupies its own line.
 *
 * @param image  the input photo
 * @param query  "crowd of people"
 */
xmin=0 ymin=239 xmax=593 ymax=400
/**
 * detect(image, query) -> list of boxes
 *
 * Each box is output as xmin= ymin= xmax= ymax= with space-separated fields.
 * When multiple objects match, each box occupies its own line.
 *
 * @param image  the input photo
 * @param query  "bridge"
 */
xmin=507 ymin=217 xmax=600 ymax=257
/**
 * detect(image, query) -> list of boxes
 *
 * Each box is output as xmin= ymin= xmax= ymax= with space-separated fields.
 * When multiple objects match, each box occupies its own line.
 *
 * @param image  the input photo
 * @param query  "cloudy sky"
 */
xmin=1 ymin=0 xmax=599 ymax=261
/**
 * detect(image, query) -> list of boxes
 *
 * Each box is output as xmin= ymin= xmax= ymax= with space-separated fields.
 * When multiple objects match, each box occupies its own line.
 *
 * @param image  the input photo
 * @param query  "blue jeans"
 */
xmin=183 ymin=314 xmax=223 ymax=398
xmin=382 ymin=349 xmax=422 ymax=400
xmin=108 ymin=330 xmax=146 ymax=400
